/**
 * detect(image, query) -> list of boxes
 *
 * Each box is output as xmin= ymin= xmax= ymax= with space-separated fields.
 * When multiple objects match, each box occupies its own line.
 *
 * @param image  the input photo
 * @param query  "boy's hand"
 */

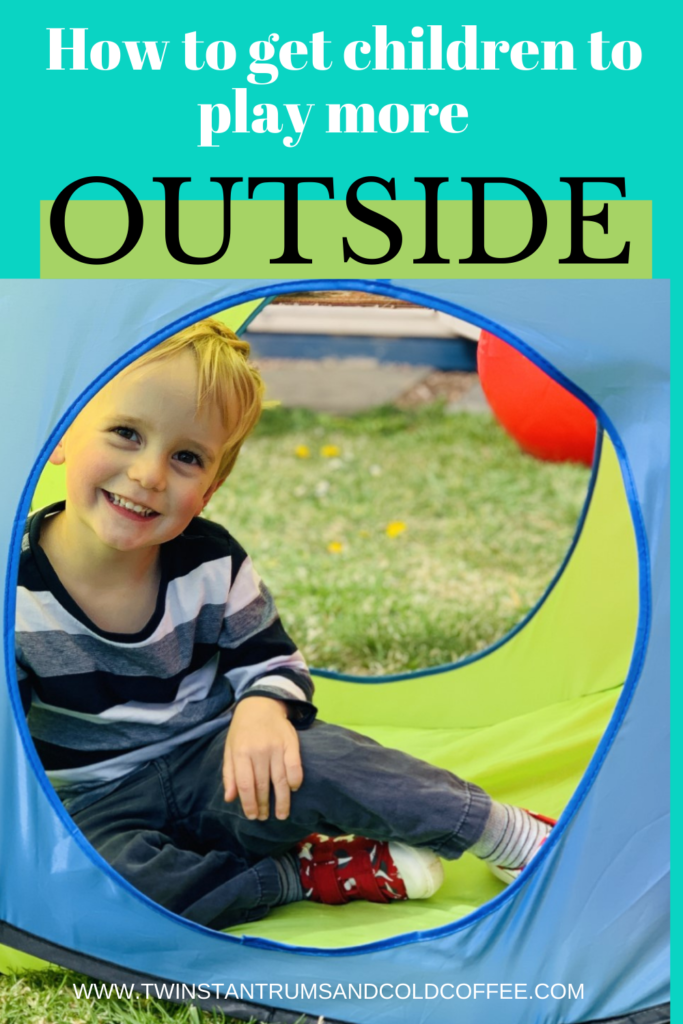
xmin=223 ymin=696 xmax=304 ymax=820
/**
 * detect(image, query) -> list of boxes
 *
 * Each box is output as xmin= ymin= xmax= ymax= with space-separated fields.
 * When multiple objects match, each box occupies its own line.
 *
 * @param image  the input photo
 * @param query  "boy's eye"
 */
xmin=174 ymin=450 xmax=204 ymax=468
xmin=112 ymin=426 xmax=139 ymax=442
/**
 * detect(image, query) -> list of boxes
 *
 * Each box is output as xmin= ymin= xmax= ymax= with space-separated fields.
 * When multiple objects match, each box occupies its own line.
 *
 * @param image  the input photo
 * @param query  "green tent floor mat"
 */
xmin=226 ymin=685 xmax=621 ymax=948
xmin=0 ymin=947 xmax=50 ymax=974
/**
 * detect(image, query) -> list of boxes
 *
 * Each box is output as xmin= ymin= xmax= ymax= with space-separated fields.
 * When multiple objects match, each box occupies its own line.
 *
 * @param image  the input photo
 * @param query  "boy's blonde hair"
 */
xmin=132 ymin=317 xmax=265 ymax=484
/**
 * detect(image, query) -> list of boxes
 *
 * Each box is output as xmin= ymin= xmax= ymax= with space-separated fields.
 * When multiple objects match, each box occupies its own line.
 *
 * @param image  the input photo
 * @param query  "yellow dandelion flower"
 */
xmin=327 ymin=541 xmax=344 ymax=554
xmin=295 ymin=445 xmax=311 ymax=458
xmin=386 ymin=521 xmax=407 ymax=538
xmin=321 ymin=445 xmax=341 ymax=458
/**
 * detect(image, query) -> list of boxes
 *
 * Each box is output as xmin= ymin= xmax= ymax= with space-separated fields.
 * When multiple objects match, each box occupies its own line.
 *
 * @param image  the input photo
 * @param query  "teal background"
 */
xmin=2 ymin=0 xmax=671 ymax=276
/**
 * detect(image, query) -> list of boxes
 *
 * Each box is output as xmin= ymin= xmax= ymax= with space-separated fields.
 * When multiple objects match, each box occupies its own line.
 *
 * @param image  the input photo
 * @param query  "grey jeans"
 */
xmin=71 ymin=721 xmax=491 ymax=930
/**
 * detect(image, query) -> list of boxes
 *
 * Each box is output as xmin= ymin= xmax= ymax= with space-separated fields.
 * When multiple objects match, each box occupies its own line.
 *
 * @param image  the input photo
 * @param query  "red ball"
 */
xmin=477 ymin=330 xmax=597 ymax=466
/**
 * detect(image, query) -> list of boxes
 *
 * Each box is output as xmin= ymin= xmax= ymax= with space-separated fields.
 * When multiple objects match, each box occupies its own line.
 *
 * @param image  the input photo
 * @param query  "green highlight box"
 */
xmin=41 ymin=200 xmax=651 ymax=279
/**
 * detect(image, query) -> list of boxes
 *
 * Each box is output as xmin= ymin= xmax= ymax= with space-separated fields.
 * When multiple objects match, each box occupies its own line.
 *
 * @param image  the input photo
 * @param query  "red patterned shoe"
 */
xmin=488 ymin=811 xmax=557 ymax=885
xmin=296 ymin=834 xmax=444 ymax=904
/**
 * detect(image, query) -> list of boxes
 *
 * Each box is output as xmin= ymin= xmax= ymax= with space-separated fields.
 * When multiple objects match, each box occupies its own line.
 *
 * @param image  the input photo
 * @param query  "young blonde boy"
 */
xmin=15 ymin=319 xmax=553 ymax=928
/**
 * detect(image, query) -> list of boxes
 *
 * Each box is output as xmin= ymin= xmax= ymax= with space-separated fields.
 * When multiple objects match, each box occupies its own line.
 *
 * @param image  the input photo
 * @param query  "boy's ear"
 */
xmin=48 ymin=439 xmax=66 ymax=466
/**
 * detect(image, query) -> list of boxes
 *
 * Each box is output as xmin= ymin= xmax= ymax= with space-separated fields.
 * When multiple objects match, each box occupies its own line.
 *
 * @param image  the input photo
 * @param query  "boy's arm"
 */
xmin=223 ymin=696 xmax=304 ymax=821
xmin=219 ymin=544 xmax=316 ymax=819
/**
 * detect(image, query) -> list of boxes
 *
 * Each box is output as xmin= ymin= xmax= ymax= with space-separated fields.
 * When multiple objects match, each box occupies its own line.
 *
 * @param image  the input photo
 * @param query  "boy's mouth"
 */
xmin=104 ymin=490 xmax=159 ymax=519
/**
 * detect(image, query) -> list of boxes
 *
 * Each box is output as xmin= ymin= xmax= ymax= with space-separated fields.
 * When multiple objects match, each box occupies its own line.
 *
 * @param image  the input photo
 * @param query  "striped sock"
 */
xmin=470 ymin=803 xmax=552 ymax=871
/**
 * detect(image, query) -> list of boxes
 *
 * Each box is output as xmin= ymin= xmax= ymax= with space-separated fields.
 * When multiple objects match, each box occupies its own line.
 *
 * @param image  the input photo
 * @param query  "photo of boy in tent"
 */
xmin=0 ymin=279 xmax=669 ymax=1024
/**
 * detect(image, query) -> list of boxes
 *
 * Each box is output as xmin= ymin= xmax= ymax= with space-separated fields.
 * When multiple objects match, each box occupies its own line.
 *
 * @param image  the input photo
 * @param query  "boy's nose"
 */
xmin=128 ymin=452 xmax=167 ymax=491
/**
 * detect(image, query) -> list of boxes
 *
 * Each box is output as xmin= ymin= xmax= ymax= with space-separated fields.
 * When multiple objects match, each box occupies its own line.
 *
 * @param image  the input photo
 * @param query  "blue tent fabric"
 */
xmin=0 ymin=279 xmax=669 ymax=1024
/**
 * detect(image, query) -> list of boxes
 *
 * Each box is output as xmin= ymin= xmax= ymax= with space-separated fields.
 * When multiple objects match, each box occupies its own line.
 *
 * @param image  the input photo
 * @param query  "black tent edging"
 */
xmin=582 ymin=1007 xmax=670 ymax=1024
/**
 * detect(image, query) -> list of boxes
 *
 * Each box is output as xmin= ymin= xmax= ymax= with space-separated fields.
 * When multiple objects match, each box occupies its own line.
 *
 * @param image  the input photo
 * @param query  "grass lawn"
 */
xmin=1 ymin=403 xmax=590 ymax=1024
xmin=206 ymin=404 xmax=590 ymax=675
xmin=0 ymin=974 xmax=227 ymax=1024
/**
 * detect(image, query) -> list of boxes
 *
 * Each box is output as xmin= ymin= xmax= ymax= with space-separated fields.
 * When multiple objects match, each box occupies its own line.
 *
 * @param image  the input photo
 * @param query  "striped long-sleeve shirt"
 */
xmin=15 ymin=503 xmax=316 ymax=801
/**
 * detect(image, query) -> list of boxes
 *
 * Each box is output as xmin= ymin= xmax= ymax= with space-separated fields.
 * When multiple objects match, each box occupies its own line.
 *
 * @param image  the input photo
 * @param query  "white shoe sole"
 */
xmin=388 ymin=842 xmax=444 ymax=899
xmin=488 ymin=816 xmax=554 ymax=885
xmin=488 ymin=861 xmax=521 ymax=884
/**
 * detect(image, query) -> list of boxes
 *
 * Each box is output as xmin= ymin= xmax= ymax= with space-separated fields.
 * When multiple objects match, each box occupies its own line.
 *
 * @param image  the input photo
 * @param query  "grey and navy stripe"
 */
xmin=16 ymin=503 xmax=315 ymax=795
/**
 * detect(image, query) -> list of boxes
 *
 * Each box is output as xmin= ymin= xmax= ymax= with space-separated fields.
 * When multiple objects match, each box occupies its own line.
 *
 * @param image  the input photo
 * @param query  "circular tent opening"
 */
xmin=8 ymin=287 xmax=640 ymax=958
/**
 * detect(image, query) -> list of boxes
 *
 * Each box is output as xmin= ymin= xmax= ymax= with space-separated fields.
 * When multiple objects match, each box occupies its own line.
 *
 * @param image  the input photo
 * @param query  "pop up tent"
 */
xmin=0 ymin=279 xmax=669 ymax=1024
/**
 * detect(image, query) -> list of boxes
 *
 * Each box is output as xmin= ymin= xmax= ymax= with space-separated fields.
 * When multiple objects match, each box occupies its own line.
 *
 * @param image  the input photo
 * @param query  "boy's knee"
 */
xmin=298 ymin=722 xmax=379 ymax=774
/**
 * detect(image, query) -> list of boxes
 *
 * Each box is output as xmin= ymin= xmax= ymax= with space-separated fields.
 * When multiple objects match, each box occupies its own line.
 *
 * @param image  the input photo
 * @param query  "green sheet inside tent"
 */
xmin=2 ymin=297 xmax=639 ymax=967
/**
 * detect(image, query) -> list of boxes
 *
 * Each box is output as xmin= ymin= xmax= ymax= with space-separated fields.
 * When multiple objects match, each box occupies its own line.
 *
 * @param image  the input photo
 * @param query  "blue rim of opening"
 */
xmin=3 ymin=278 xmax=651 ymax=961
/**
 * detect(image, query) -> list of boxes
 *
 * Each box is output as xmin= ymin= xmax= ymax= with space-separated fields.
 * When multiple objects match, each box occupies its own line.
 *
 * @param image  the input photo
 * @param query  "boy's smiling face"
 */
xmin=50 ymin=350 xmax=230 ymax=555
